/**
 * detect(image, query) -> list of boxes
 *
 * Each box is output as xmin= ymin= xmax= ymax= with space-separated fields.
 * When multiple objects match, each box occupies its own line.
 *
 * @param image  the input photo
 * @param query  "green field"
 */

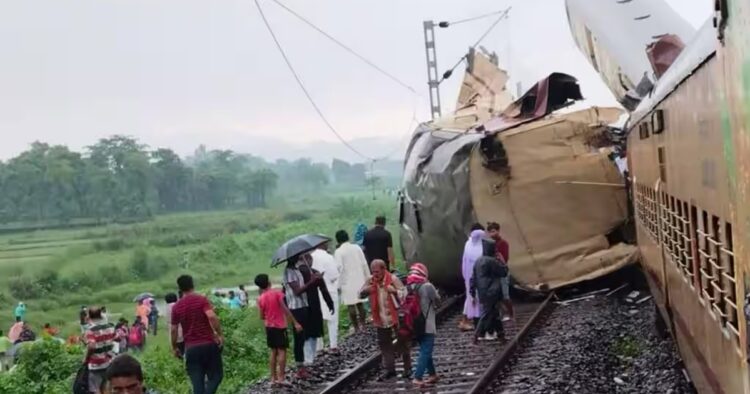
xmin=0 ymin=193 xmax=401 ymax=393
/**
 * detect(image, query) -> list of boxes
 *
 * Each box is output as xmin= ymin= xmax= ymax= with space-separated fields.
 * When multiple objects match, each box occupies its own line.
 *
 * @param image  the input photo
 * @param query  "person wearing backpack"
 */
xmin=360 ymin=259 xmax=408 ymax=380
xmin=405 ymin=263 xmax=441 ymax=387
xmin=470 ymin=239 xmax=508 ymax=344
xmin=129 ymin=320 xmax=146 ymax=352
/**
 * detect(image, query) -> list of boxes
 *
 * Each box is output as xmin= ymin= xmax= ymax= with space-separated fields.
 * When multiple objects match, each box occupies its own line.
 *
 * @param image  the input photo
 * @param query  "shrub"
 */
xmin=0 ymin=338 xmax=83 ymax=394
xmin=35 ymin=269 xmax=60 ymax=295
xmin=209 ymin=236 xmax=243 ymax=263
xmin=130 ymin=249 xmax=150 ymax=279
xmin=8 ymin=276 xmax=41 ymax=299
xmin=283 ymin=211 xmax=311 ymax=222
xmin=97 ymin=265 xmax=127 ymax=285
xmin=92 ymin=237 xmax=129 ymax=252
xmin=148 ymin=254 xmax=169 ymax=278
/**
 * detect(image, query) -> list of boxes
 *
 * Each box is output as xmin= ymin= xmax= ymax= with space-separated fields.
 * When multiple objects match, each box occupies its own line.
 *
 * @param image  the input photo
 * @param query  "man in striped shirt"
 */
xmin=84 ymin=306 xmax=116 ymax=394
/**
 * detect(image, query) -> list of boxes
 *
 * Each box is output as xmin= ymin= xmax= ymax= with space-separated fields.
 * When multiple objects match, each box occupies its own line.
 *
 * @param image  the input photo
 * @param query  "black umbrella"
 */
xmin=271 ymin=233 xmax=330 ymax=267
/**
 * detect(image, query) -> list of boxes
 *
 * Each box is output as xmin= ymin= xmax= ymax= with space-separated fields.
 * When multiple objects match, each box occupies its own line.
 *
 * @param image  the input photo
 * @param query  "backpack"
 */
xmin=129 ymin=326 xmax=143 ymax=345
xmin=397 ymin=284 xmax=427 ymax=339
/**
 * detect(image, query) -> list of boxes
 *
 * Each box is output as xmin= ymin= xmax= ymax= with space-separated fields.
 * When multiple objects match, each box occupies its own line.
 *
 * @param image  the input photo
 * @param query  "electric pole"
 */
xmin=423 ymin=21 xmax=442 ymax=120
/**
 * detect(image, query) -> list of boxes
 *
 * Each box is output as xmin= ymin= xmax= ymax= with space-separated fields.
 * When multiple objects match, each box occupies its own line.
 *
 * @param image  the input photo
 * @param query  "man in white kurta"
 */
xmin=334 ymin=230 xmax=370 ymax=333
xmin=312 ymin=243 xmax=340 ymax=351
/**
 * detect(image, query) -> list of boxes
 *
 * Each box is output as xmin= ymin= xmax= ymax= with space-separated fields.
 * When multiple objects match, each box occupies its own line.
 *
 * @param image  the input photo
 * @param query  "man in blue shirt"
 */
xmin=228 ymin=291 xmax=242 ymax=309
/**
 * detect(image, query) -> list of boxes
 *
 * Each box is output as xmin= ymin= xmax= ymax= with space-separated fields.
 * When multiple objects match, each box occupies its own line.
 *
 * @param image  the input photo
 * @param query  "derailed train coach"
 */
xmin=400 ymin=57 xmax=638 ymax=290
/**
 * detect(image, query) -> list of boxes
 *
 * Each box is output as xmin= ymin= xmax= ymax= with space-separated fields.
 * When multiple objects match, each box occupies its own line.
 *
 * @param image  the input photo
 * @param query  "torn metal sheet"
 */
xmin=400 ymin=56 xmax=638 ymax=290
xmin=565 ymin=0 xmax=695 ymax=109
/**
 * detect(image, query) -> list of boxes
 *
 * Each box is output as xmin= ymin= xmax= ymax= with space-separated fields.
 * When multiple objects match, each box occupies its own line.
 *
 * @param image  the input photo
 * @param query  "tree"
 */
xmin=151 ymin=148 xmax=191 ymax=212
xmin=241 ymin=169 xmax=278 ymax=208
xmin=87 ymin=135 xmax=153 ymax=219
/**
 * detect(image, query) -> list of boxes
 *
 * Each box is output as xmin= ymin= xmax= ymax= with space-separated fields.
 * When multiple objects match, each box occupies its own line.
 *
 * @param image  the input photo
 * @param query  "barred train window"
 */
xmin=722 ymin=222 xmax=739 ymax=339
xmin=693 ymin=208 xmax=740 ymax=343
xmin=699 ymin=210 xmax=715 ymax=305
xmin=680 ymin=201 xmax=695 ymax=281
xmin=690 ymin=205 xmax=699 ymax=286
xmin=658 ymin=147 xmax=667 ymax=182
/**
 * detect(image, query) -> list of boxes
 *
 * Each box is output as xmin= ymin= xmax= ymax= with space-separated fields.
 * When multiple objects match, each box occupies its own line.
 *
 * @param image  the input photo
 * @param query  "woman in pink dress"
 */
xmin=460 ymin=225 xmax=485 ymax=331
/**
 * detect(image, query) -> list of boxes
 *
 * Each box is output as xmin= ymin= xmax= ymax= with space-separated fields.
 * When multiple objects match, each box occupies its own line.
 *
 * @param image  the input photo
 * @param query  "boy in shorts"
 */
xmin=255 ymin=273 xmax=303 ymax=386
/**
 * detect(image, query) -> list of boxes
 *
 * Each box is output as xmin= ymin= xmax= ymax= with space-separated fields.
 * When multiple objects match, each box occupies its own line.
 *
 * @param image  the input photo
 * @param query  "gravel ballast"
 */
xmin=489 ymin=290 xmax=693 ymax=393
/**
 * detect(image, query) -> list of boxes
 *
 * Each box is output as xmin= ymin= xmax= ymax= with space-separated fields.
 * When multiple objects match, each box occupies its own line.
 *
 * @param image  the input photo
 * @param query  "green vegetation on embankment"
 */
xmin=0 ymin=194 xmax=402 ymax=393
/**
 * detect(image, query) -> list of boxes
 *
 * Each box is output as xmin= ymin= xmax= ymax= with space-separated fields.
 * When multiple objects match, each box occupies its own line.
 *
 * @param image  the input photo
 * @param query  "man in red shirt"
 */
xmin=171 ymin=275 xmax=224 ymax=394
xmin=487 ymin=222 xmax=514 ymax=320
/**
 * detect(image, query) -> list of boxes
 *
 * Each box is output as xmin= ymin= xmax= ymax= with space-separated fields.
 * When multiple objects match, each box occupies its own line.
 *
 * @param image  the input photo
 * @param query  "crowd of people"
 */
xmin=253 ymin=215 xmax=512 ymax=388
xmin=0 ymin=214 xmax=513 ymax=392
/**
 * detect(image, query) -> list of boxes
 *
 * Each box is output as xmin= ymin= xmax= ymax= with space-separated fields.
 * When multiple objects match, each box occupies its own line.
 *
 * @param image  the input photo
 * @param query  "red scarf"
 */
xmin=369 ymin=273 xmax=399 ymax=328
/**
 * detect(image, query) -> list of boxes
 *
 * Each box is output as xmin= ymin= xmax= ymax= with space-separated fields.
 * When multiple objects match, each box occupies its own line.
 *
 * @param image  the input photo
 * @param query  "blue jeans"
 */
xmin=414 ymin=334 xmax=436 ymax=379
xmin=185 ymin=343 xmax=223 ymax=394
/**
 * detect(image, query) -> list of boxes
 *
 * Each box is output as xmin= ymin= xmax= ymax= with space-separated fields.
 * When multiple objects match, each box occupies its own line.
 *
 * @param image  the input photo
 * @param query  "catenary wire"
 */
xmin=443 ymin=8 xmax=511 ymax=27
xmin=439 ymin=6 xmax=511 ymax=84
xmin=270 ymin=0 xmax=420 ymax=96
xmin=254 ymin=0 xmax=374 ymax=161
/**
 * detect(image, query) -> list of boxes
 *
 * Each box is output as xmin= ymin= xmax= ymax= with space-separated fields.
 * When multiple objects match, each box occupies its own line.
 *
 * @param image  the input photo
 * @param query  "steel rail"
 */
xmin=466 ymin=292 xmax=555 ymax=393
xmin=318 ymin=296 xmax=461 ymax=394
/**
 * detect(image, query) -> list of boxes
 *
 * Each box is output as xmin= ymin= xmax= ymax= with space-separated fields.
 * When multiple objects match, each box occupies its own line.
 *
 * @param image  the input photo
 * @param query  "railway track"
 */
xmin=319 ymin=293 xmax=555 ymax=394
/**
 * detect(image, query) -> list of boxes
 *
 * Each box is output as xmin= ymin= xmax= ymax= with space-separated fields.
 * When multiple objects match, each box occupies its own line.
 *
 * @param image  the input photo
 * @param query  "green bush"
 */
xmin=97 ymin=265 xmax=128 ymax=286
xmin=8 ymin=276 xmax=40 ymax=299
xmin=282 ymin=211 xmax=311 ymax=222
xmin=92 ymin=237 xmax=129 ymax=252
xmin=0 ymin=338 xmax=83 ymax=394
xmin=35 ymin=269 xmax=60 ymax=295
xmin=130 ymin=248 xmax=150 ymax=279
xmin=38 ymin=299 xmax=61 ymax=312
xmin=209 ymin=236 xmax=243 ymax=263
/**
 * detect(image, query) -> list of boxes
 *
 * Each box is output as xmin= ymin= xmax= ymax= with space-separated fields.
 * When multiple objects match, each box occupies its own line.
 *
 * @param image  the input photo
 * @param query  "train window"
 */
xmin=660 ymin=192 xmax=669 ymax=251
xmin=721 ymin=221 xmax=740 ymax=341
xmin=690 ymin=205 xmax=700 ymax=289
xmin=639 ymin=123 xmax=650 ymax=140
xmin=652 ymin=110 xmax=665 ymax=134
xmin=698 ymin=210 xmax=715 ymax=305
xmin=650 ymin=187 xmax=658 ymax=239
xmin=714 ymin=0 xmax=728 ymax=42
xmin=664 ymin=194 xmax=680 ymax=266
xmin=658 ymin=147 xmax=667 ymax=182
xmin=709 ymin=215 xmax=725 ymax=322
xmin=413 ymin=204 xmax=423 ymax=233
xmin=647 ymin=187 xmax=656 ymax=239
xmin=674 ymin=199 xmax=684 ymax=272
xmin=679 ymin=200 xmax=695 ymax=281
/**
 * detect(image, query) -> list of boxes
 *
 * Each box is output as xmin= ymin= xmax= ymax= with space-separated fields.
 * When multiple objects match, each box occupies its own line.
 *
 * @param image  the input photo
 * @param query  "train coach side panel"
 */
xmin=631 ymin=49 xmax=748 ymax=393
xmin=719 ymin=4 xmax=750 ymax=392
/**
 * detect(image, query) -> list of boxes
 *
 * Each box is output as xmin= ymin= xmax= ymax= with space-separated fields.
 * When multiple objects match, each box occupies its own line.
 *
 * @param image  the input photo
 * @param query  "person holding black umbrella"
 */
xmin=298 ymin=252 xmax=334 ymax=363
xmin=274 ymin=233 xmax=332 ymax=378
xmin=283 ymin=255 xmax=320 ymax=379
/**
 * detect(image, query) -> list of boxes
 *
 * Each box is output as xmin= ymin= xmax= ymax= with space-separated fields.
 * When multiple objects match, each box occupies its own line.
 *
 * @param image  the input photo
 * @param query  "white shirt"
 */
xmin=335 ymin=242 xmax=371 ymax=305
xmin=312 ymin=248 xmax=340 ymax=320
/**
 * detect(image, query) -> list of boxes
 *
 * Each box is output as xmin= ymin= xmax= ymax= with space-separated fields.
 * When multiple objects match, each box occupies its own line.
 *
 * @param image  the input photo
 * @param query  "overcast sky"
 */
xmin=0 ymin=0 xmax=710 ymax=162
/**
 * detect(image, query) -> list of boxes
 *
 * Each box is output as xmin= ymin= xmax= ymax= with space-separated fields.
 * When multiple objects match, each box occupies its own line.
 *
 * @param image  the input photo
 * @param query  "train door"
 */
xmin=630 ymin=119 xmax=671 ymax=325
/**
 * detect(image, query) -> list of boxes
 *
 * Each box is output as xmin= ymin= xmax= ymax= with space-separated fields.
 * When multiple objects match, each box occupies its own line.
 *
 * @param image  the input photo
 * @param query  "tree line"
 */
xmin=0 ymin=135 xmax=378 ymax=224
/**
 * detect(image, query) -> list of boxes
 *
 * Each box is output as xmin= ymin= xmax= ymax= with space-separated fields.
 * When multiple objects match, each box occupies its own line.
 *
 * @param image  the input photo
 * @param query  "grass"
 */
xmin=0 ymin=191 xmax=403 ymax=393
xmin=0 ymin=192 xmax=401 ymax=340
xmin=612 ymin=334 xmax=642 ymax=359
